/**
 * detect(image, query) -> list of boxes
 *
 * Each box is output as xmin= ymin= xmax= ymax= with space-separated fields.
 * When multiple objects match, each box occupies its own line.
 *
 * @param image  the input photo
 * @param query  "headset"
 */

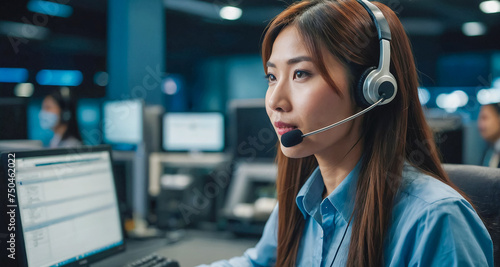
xmin=354 ymin=0 xmax=397 ymax=108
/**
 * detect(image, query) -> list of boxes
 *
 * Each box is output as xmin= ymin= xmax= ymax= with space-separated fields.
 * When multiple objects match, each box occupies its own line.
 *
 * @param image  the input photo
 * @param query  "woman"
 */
xmin=39 ymin=88 xmax=83 ymax=148
xmin=200 ymin=0 xmax=493 ymax=266
xmin=478 ymin=102 xmax=500 ymax=168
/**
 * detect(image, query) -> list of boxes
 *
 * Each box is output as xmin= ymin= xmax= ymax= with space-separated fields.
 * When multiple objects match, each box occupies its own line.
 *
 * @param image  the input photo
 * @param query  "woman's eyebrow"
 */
xmin=287 ymin=56 xmax=313 ymax=65
xmin=266 ymin=56 xmax=313 ymax=68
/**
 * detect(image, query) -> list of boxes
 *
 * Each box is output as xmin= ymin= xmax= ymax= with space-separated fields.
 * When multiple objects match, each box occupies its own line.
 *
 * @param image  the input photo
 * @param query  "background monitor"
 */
xmin=77 ymin=98 xmax=102 ymax=146
xmin=103 ymin=99 xmax=144 ymax=146
xmin=230 ymin=99 xmax=277 ymax=160
xmin=0 ymin=98 xmax=28 ymax=140
xmin=0 ymin=145 xmax=124 ymax=267
xmin=162 ymin=112 xmax=224 ymax=152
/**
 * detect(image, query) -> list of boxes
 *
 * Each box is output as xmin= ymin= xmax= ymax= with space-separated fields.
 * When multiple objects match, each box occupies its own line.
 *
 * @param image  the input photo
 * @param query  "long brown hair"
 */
xmin=261 ymin=0 xmax=469 ymax=266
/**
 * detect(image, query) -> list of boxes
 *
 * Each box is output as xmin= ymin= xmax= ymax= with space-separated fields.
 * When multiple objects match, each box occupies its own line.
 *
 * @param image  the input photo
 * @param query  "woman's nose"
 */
xmin=267 ymin=81 xmax=292 ymax=113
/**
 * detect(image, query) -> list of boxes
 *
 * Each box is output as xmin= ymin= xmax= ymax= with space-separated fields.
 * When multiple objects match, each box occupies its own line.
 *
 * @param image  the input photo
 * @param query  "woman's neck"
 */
xmin=316 ymin=137 xmax=363 ymax=199
xmin=53 ymin=124 xmax=67 ymax=137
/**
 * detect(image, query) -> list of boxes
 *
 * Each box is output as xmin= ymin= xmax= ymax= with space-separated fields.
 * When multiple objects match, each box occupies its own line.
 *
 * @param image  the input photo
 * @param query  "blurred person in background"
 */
xmin=39 ymin=88 xmax=82 ymax=148
xmin=478 ymin=102 xmax=500 ymax=168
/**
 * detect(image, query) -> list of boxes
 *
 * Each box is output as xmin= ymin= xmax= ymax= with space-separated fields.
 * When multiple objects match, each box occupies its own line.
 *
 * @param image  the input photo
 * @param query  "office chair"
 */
xmin=443 ymin=164 xmax=500 ymax=266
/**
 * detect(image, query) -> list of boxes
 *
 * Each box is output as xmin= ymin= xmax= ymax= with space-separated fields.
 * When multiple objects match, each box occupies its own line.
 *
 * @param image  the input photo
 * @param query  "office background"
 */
xmin=0 ymin=0 xmax=499 ymax=265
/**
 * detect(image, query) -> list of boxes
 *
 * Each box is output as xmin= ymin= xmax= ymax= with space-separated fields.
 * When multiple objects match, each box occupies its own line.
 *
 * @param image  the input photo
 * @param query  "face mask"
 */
xmin=39 ymin=110 xmax=59 ymax=130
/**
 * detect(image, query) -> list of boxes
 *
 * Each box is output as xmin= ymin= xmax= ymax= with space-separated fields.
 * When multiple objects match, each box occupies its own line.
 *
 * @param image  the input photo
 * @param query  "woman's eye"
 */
xmin=265 ymin=73 xmax=276 ymax=83
xmin=294 ymin=70 xmax=310 ymax=80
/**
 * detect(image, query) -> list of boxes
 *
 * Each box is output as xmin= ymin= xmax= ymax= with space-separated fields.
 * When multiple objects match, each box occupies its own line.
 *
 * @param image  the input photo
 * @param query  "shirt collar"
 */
xmin=296 ymin=158 xmax=362 ymax=221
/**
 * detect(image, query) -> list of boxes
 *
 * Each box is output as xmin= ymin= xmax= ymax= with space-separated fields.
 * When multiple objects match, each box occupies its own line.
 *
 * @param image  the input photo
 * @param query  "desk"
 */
xmin=92 ymin=230 xmax=259 ymax=267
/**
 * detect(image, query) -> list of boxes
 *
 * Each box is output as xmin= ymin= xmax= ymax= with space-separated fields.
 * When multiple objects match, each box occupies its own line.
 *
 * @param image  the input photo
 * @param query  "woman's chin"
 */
xmin=280 ymin=144 xmax=313 ymax=159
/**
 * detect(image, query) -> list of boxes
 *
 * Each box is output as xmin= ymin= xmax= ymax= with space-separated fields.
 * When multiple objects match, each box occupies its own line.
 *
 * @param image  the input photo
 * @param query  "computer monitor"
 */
xmin=0 ymin=98 xmax=28 ymax=140
xmin=229 ymin=99 xmax=277 ymax=160
xmin=103 ymin=99 xmax=144 ymax=147
xmin=0 ymin=145 xmax=125 ymax=267
xmin=77 ymin=98 xmax=102 ymax=146
xmin=162 ymin=112 xmax=224 ymax=152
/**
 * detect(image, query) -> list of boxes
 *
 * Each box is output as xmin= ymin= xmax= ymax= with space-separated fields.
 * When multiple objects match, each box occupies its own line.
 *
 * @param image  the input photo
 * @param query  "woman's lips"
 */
xmin=274 ymin=121 xmax=297 ymax=136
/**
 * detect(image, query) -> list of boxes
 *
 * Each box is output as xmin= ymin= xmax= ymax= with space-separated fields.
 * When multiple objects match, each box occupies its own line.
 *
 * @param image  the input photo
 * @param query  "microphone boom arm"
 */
xmin=302 ymin=98 xmax=384 ymax=138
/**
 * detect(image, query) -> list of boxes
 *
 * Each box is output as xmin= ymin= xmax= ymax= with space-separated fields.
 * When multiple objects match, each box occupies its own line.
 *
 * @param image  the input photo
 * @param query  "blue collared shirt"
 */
xmin=199 ymin=160 xmax=493 ymax=266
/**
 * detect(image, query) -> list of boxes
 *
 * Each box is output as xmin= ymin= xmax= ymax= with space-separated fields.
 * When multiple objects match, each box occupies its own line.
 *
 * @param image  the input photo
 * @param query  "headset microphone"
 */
xmin=280 ymin=97 xmax=384 ymax=147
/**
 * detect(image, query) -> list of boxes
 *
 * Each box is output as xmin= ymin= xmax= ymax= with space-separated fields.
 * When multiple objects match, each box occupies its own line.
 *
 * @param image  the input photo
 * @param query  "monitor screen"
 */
xmin=163 ymin=112 xmax=224 ymax=152
xmin=230 ymin=99 xmax=277 ymax=160
xmin=2 ymin=147 xmax=124 ymax=266
xmin=77 ymin=99 xmax=102 ymax=146
xmin=103 ymin=100 xmax=143 ymax=145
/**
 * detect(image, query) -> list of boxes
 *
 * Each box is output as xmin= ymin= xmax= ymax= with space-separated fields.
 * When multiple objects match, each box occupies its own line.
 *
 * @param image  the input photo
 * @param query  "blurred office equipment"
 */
xmin=222 ymin=99 xmax=279 ymax=234
xmin=229 ymin=99 xmax=277 ymax=161
xmin=443 ymin=164 xmax=500 ymax=266
xmin=103 ymin=99 xmax=144 ymax=150
xmin=0 ymin=145 xmax=180 ymax=266
xmin=425 ymin=109 xmax=464 ymax=164
xmin=77 ymin=98 xmax=102 ymax=145
xmin=0 ymin=139 xmax=42 ymax=152
xmin=156 ymin=173 xmax=195 ymax=229
xmin=0 ymin=97 xmax=28 ymax=140
xmin=223 ymin=162 xmax=277 ymax=235
xmin=149 ymin=153 xmax=229 ymax=229
xmin=145 ymin=105 xmax=164 ymax=153
xmin=148 ymin=112 xmax=227 ymax=229
xmin=162 ymin=112 xmax=225 ymax=152
xmin=103 ymin=99 xmax=153 ymax=237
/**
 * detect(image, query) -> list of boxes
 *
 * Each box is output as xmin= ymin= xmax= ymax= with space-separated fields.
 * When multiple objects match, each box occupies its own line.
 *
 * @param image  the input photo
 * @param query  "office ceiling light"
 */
xmin=0 ymin=21 xmax=49 ymax=40
xmin=27 ymin=0 xmax=73 ymax=18
xmin=436 ymin=90 xmax=469 ymax=113
xmin=94 ymin=71 xmax=109 ymax=87
xmin=14 ymin=83 xmax=35 ymax=97
xmin=36 ymin=69 xmax=83 ymax=86
xmin=477 ymin=88 xmax=500 ymax=105
xmin=480 ymin=0 xmax=500 ymax=13
xmin=0 ymin=68 xmax=28 ymax=83
xmin=417 ymin=87 xmax=431 ymax=105
xmin=162 ymin=78 xmax=178 ymax=95
xmin=462 ymin=22 xmax=487 ymax=36
xmin=219 ymin=6 xmax=242 ymax=20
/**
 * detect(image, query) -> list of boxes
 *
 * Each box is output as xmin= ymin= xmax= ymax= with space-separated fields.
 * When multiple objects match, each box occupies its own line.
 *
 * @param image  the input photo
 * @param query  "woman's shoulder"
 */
xmin=59 ymin=136 xmax=83 ymax=148
xmin=386 ymin=163 xmax=493 ymax=266
xmin=391 ymin=162 xmax=480 ymax=226
xmin=397 ymin=162 xmax=467 ymax=207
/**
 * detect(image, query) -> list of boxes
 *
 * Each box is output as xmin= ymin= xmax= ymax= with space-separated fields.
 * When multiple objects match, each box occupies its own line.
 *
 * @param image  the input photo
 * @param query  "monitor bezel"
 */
xmin=0 ymin=145 xmax=126 ymax=267
xmin=161 ymin=111 xmax=226 ymax=153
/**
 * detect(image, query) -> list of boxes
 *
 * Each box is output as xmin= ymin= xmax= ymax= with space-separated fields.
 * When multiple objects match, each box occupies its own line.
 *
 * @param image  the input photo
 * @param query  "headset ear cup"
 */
xmin=61 ymin=110 xmax=71 ymax=123
xmin=355 ymin=66 xmax=376 ymax=108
